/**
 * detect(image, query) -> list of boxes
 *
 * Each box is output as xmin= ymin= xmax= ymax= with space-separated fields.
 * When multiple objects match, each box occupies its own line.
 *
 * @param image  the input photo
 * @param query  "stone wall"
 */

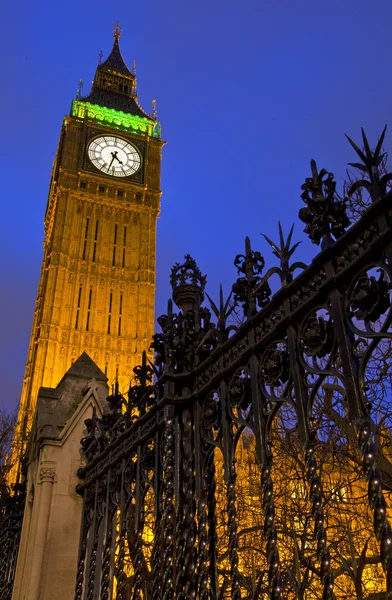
xmin=12 ymin=353 xmax=108 ymax=600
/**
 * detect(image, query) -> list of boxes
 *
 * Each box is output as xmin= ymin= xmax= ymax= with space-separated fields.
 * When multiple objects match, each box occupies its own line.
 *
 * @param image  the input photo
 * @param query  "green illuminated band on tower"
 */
xmin=71 ymin=100 xmax=161 ymax=138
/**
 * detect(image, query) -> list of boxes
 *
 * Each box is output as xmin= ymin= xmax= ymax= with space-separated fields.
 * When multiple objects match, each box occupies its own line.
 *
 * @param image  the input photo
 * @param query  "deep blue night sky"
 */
xmin=1 ymin=0 xmax=392 ymax=411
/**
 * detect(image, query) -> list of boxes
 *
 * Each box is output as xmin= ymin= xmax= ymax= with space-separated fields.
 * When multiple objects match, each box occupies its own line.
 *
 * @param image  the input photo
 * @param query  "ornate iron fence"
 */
xmin=0 ymin=483 xmax=26 ymax=600
xmin=75 ymin=129 xmax=392 ymax=599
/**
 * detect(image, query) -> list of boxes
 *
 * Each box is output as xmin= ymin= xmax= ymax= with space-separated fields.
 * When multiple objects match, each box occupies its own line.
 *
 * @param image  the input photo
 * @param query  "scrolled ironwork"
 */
xmin=227 ymin=367 xmax=252 ymax=418
xmin=259 ymin=341 xmax=291 ymax=398
xmin=201 ymin=392 xmax=221 ymax=441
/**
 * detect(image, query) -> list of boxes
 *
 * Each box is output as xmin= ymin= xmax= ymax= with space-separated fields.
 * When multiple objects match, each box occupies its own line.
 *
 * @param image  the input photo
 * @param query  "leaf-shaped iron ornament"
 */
xmin=205 ymin=285 xmax=238 ymax=343
xmin=299 ymin=160 xmax=350 ymax=250
xmin=346 ymin=126 xmax=392 ymax=202
xmin=259 ymin=222 xmax=307 ymax=287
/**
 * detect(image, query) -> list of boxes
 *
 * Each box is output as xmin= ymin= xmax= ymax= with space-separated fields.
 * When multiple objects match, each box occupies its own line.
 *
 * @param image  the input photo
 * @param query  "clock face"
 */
xmin=87 ymin=135 xmax=141 ymax=177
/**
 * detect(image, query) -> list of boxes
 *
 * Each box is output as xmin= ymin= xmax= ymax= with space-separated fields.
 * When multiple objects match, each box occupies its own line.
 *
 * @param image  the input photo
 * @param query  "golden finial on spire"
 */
xmin=113 ymin=21 xmax=122 ymax=41
xmin=152 ymin=99 xmax=158 ymax=121
xmin=76 ymin=79 xmax=83 ymax=99
xmin=132 ymin=60 xmax=137 ymax=76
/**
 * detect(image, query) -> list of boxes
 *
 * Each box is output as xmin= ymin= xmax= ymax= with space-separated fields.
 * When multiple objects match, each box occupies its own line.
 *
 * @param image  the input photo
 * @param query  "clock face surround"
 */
xmin=88 ymin=135 xmax=141 ymax=177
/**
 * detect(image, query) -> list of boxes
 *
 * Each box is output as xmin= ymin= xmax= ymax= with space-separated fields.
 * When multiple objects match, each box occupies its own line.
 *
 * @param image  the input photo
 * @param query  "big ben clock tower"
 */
xmin=16 ymin=24 xmax=163 ymax=457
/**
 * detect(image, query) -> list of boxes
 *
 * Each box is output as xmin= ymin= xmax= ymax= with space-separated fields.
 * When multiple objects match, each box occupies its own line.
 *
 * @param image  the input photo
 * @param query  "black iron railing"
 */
xmin=75 ymin=130 xmax=392 ymax=599
xmin=0 ymin=483 xmax=26 ymax=600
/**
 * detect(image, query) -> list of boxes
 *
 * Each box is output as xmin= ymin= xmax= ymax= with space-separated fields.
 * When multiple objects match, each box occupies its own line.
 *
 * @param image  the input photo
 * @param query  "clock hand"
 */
xmin=108 ymin=153 xmax=116 ymax=170
xmin=111 ymin=150 xmax=124 ymax=166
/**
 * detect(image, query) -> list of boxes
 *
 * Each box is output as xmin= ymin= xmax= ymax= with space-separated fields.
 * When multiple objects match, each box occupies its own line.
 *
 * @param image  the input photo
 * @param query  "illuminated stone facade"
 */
xmin=15 ymin=30 xmax=163 ymax=469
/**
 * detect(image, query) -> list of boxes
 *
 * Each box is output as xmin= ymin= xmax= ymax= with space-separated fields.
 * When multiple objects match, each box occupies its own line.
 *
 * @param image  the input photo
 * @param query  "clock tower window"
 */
xmin=118 ymin=293 xmax=123 ymax=336
xmin=86 ymin=287 xmax=93 ymax=331
xmin=112 ymin=224 xmax=118 ymax=266
xmin=122 ymin=226 xmax=127 ymax=268
xmin=108 ymin=292 xmax=113 ymax=335
xmin=82 ymin=218 xmax=90 ymax=260
xmin=92 ymin=220 xmax=99 ymax=262
xmin=75 ymin=286 xmax=82 ymax=330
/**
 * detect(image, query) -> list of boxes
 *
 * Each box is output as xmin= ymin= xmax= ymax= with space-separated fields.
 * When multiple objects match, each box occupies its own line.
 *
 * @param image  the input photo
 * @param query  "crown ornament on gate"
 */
xmin=170 ymin=254 xmax=207 ymax=312
xmin=150 ymin=256 xmax=213 ymax=374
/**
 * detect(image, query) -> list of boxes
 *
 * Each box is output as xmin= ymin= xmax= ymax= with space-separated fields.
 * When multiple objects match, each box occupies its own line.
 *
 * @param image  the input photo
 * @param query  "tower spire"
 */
xmin=75 ymin=27 xmax=155 ymax=120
